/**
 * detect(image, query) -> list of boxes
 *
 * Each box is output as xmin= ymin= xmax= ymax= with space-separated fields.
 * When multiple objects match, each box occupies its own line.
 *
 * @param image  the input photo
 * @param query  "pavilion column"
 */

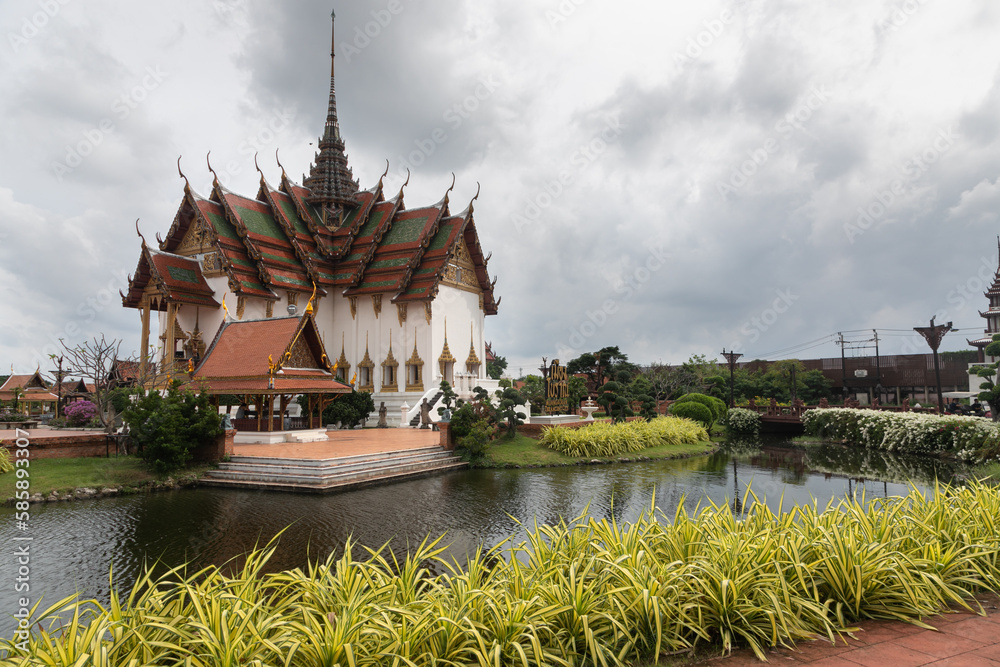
xmin=139 ymin=299 xmax=151 ymax=378
xmin=256 ymin=395 xmax=263 ymax=432
xmin=164 ymin=302 xmax=178 ymax=375
xmin=279 ymin=395 xmax=289 ymax=430
xmin=268 ymin=395 xmax=275 ymax=432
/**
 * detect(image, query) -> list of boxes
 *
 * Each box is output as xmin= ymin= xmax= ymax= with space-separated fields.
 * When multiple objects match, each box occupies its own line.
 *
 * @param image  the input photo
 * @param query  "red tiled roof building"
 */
xmin=122 ymin=11 xmax=499 ymax=426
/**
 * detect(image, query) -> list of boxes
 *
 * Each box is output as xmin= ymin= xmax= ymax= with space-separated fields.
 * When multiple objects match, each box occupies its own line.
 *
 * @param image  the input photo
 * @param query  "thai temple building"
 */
xmin=121 ymin=11 xmax=499 ymax=431
xmin=968 ymin=238 xmax=1000 ymax=363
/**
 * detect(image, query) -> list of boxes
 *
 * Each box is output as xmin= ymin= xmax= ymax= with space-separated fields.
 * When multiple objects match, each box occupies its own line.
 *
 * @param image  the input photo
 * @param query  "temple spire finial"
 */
xmin=303 ymin=6 xmax=360 ymax=218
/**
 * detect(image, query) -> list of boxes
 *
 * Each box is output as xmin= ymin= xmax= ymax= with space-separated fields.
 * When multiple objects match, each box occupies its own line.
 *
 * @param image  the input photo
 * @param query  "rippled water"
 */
xmin=0 ymin=439 xmax=964 ymax=636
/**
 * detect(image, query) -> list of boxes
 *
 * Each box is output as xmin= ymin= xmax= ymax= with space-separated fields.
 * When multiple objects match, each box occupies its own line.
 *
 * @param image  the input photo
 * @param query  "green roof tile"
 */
xmin=166 ymin=265 xmax=198 ymax=284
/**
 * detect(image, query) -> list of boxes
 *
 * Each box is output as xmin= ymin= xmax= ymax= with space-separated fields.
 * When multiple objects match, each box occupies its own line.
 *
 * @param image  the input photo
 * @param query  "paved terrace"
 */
xmin=233 ymin=428 xmax=442 ymax=460
xmin=696 ymin=592 xmax=1000 ymax=666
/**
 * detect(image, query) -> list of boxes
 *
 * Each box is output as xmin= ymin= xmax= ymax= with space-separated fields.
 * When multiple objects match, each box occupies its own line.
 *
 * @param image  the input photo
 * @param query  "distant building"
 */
xmin=968 ymin=239 xmax=1000 ymax=363
xmin=0 ymin=371 xmax=57 ymax=416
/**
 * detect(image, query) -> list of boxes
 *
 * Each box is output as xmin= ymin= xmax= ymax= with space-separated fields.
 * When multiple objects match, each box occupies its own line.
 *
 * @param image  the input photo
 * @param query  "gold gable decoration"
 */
xmin=176 ymin=217 xmax=213 ymax=257
xmin=202 ymin=252 xmax=224 ymax=277
xmin=442 ymin=239 xmax=482 ymax=293
xmin=286 ymin=336 xmax=321 ymax=370
xmin=349 ymin=296 xmax=358 ymax=320
xmin=358 ymin=334 xmax=375 ymax=392
xmin=236 ymin=296 xmax=246 ymax=320
xmin=465 ymin=323 xmax=481 ymax=374
xmin=405 ymin=340 xmax=424 ymax=393
xmin=397 ymin=303 xmax=407 ymax=327
xmin=372 ymin=294 xmax=382 ymax=319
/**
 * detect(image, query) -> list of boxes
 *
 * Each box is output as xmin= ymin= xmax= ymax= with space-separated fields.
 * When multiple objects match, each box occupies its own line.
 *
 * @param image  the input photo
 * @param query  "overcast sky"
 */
xmin=2 ymin=0 xmax=1000 ymax=377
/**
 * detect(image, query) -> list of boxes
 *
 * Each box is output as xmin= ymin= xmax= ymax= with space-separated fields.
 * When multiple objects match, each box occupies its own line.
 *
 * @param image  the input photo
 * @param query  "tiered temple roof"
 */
xmin=120 ymin=8 xmax=498 ymax=393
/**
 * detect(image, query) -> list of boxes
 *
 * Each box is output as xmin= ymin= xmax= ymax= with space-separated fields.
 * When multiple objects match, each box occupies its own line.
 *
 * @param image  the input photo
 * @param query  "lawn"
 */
xmin=485 ymin=433 xmax=716 ymax=467
xmin=0 ymin=456 xmax=212 ymax=499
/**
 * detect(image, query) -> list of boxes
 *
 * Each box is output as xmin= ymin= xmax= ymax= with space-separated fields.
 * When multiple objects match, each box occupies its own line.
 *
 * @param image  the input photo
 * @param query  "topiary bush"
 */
xmin=673 ymin=393 xmax=721 ymax=428
xmin=669 ymin=401 xmax=714 ymax=429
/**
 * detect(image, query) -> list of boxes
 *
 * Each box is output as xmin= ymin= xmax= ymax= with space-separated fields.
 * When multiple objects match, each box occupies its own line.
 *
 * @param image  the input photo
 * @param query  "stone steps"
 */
xmin=201 ymin=446 xmax=467 ymax=494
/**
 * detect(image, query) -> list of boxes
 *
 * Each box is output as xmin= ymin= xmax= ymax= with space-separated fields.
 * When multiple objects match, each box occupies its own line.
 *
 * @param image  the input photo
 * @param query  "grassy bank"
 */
xmin=0 ymin=456 xmax=212 ymax=499
xmin=485 ymin=433 xmax=716 ymax=467
xmin=6 ymin=483 xmax=1000 ymax=666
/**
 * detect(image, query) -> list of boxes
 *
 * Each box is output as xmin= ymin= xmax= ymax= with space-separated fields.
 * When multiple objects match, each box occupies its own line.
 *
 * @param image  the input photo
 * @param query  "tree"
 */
xmin=568 ymin=376 xmax=589 ymax=412
xmin=486 ymin=354 xmax=507 ymax=380
xmin=596 ymin=371 xmax=635 ymax=423
xmin=518 ymin=375 xmax=545 ymax=414
xmin=493 ymin=385 xmax=527 ymax=439
xmin=800 ymin=369 xmax=833 ymax=403
xmin=640 ymin=362 xmax=698 ymax=401
xmin=629 ymin=375 xmax=658 ymax=420
xmin=321 ymin=390 xmax=376 ymax=428
xmin=437 ymin=380 xmax=458 ymax=417
xmin=60 ymin=335 xmax=164 ymax=431
xmin=568 ymin=346 xmax=635 ymax=394
xmin=123 ymin=381 xmax=223 ymax=473
xmin=972 ymin=335 xmax=1000 ymax=422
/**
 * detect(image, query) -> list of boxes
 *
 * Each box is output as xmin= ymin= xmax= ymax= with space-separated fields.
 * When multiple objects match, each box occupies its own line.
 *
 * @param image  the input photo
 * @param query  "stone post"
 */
xmin=399 ymin=402 xmax=410 ymax=428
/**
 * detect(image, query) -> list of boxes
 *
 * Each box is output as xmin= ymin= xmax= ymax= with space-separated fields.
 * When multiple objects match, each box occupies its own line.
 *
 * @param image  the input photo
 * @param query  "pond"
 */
xmin=0 ymin=438 xmax=966 ymax=636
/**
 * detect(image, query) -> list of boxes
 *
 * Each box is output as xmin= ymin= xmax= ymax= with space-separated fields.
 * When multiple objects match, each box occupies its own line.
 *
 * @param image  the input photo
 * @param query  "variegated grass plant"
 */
xmin=4 ymin=483 xmax=1000 ymax=666
xmin=539 ymin=417 xmax=709 ymax=458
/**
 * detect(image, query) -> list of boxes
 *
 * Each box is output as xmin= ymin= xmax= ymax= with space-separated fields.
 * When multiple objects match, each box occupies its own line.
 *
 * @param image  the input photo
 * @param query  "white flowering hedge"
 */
xmin=725 ymin=407 xmax=761 ymax=435
xmin=802 ymin=408 xmax=999 ymax=461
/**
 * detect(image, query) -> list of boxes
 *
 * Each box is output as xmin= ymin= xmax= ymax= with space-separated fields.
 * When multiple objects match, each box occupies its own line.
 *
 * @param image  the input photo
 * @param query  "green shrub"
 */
xmin=802 ymin=408 xmax=999 ymax=460
xmin=541 ymin=417 xmax=708 ymax=457
xmin=0 ymin=448 xmax=13 ymax=474
xmin=725 ymin=408 xmax=761 ymax=435
xmin=674 ymin=393 xmax=723 ymax=427
xmin=669 ymin=401 xmax=714 ymax=429
xmin=123 ymin=382 xmax=223 ymax=474
xmin=457 ymin=419 xmax=497 ymax=462
xmin=448 ymin=403 xmax=477 ymax=439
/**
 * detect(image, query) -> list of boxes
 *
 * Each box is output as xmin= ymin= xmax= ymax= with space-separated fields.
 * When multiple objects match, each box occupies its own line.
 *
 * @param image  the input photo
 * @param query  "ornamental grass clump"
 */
xmin=539 ymin=416 xmax=709 ymax=457
xmin=803 ymin=408 xmax=1000 ymax=460
xmin=5 ymin=483 xmax=1000 ymax=666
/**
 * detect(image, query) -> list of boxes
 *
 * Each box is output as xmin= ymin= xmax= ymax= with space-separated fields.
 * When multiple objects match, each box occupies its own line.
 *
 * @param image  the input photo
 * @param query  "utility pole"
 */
xmin=721 ymin=349 xmax=743 ymax=408
xmin=838 ymin=332 xmax=848 ymax=403
xmin=914 ymin=317 xmax=952 ymax=413
xmin=874 ymin=329 xmax=882 ymax=404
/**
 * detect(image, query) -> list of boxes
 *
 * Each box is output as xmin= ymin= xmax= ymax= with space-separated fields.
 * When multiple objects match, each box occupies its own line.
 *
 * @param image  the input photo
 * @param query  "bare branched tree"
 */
xmin=59 ymin=335 xmax=165 ymax=431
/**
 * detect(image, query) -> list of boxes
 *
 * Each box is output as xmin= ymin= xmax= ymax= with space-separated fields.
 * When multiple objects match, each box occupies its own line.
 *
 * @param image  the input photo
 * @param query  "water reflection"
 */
xmin=0 ymin=438 xmax=966 ymax=636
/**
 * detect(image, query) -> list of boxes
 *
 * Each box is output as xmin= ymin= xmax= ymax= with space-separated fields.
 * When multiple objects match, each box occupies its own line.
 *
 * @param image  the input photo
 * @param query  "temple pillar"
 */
xmin=164 ymin=302 xmax=178 ymax=375
xmin=139 ymin=299 xmax=151 ymax=378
